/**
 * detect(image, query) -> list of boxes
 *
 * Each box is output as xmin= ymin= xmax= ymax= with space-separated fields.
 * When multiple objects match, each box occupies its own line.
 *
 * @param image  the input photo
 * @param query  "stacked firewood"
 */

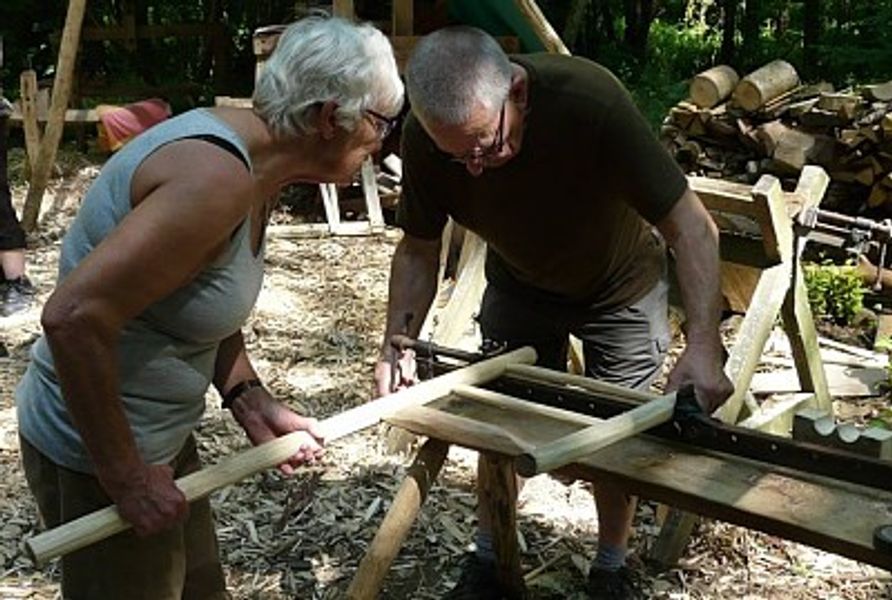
xmin=662 ymin=60 xmax=892 ymax=210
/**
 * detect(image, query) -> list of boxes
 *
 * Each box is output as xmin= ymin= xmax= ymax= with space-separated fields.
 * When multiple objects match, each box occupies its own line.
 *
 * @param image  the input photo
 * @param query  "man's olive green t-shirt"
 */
xmin=397 ymin=53 xmax=688 ymax=312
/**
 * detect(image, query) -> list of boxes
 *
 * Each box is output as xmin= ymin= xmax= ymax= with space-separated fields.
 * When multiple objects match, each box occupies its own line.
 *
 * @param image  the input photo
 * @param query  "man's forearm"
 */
xmin=659 ymin=188 xmax=724 ymax=347
xmin=380 ymin=235 xmax=441 ymax=355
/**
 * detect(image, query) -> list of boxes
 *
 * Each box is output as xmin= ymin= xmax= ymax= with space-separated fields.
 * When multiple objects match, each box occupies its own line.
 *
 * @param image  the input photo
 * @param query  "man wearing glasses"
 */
xmin=375 ymin=26 xmax=733 ymax=599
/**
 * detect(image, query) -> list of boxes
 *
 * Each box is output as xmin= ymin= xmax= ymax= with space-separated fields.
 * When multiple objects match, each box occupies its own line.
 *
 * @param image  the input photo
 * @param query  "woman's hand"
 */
xmin=231 ymin=387 xmax=325 ymax=475
xmin=100 ymin=463 xmax=189 ymax=536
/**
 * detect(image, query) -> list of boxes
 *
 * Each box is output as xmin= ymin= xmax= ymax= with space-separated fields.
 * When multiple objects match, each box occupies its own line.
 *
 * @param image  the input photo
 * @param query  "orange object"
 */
xmin=96 ymin=98 xmax=172 ymax=152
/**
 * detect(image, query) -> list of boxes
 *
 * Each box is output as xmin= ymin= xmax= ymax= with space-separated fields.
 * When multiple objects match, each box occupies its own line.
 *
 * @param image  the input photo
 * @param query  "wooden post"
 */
xmin=25 ymin=346 xmax=536 ymax=565
xmin=479 ymin=452 xmax=525 ymax=599
xmin=332 ymin=0 xmax=355 ymax=19
xmin=347 ymin=438 xmax=449 ymax=599
xmin=391 ymin=0 xmax=414 ymax=36
xmin=514 ymin=0 xmax=570 ymax=55
xmin=361 ymin=158 xmax=385 ymax=232
xmin=21 ymin=0 xmax=87 ymax=231
xmin=19 ymin=70 xmax=42 ymax=172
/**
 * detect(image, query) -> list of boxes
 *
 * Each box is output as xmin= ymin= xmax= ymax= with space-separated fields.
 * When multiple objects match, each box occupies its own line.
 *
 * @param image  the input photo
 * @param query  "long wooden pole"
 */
xmin=19 ymin=70 xmax=42 ymax=172
xmin=346 ymin=438 xmax=449 ymax=599
xmin=20 ymin=0 xmax=87 ymax=231
xmin=515 ymin=392 xmax=677 ymax=477
xmin=25 ymin=346 xmax=536 ymax=565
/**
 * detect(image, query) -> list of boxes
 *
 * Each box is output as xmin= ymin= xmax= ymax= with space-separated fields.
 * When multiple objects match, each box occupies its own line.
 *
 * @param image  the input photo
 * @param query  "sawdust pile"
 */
xmin=0 ymin=146 xmax=889 ymax=599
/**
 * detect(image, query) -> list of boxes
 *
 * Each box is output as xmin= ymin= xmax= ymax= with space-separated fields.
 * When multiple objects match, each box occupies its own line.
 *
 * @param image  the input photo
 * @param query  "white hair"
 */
xmin=406 ymin=26 xmax=512 ymax=126
xmin=253 ymin=15 xmax=403 ymax=139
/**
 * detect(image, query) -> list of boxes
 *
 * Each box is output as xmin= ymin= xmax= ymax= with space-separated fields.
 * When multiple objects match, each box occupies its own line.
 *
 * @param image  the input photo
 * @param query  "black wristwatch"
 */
xmin=221 ymin=378 xmax=264 ymax=410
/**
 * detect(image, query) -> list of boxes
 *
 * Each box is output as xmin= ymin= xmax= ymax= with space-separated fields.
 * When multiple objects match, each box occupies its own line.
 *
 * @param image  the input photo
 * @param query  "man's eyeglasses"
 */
xmin=450 ymin=102 xmax=506 ymax=165
xmin=364 ymin=108 xmax=400 ymax=140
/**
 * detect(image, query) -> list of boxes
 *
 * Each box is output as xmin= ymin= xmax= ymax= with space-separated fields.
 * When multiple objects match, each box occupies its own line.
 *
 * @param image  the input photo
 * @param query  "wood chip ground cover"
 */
xmin=0 ymin=147 xmax=889 ymax=598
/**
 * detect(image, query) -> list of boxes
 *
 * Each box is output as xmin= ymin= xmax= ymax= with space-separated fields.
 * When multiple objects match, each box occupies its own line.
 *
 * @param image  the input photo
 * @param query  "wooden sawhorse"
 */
xmin=345 ymin=367 xmax=892 ymax=599
xmin=651 ymin=166 xmax=835 ymax=565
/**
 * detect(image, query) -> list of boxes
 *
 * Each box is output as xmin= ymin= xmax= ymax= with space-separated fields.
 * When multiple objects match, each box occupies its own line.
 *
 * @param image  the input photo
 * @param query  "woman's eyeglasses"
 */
xmin=364 ymin=108 xmax=400 ymax=140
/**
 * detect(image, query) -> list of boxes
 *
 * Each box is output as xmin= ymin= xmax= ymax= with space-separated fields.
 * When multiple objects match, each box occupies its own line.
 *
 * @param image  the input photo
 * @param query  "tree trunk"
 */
xmin=741 ymin=0 xmax=760 ymax=68
xmin=623 ymin=0 xmax=654 ymax=58
xmin=721 ymin=0 xmax=738 ymax=64
xmin=803 ymin=0 xmax=821 ymax=78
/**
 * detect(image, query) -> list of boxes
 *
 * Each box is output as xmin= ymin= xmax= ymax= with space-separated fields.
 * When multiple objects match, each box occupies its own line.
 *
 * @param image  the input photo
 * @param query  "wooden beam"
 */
xmin=422 ymin=395 xmax=892 ymax=571
xmin=347 ymin=438 xmax=449 ymax=599
xmin=332 ymin=0 xmax=355 ymax=20
xmin=480 ymin=452 xmax=525 ymax=599
xmin=516 ymin=393 xmax=677 ymax=477
xmin=21 ymin=0 xmax=87 ymax=231
xmin=25 ymin=347 xmax=536 ymax=565
xmin=513 ymin=0 xmax=570 ymax=55
xmin=18 ymin=70 xmax=41 ymax=171
xmin=391 ymin=0 xmax=413 ymax=36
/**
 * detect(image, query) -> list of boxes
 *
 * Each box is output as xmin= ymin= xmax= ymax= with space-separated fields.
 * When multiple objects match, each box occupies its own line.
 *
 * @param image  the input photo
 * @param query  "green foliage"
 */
xmin=803 ymin=261 xmax=866 ymax=326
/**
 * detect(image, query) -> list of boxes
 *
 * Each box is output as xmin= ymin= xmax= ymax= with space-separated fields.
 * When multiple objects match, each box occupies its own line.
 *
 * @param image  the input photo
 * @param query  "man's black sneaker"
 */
xmin=1 ymin=276 xmax=36 ymax=317
xmin=443 ymin=553 xmax=527 ymax=600
xmin=587 ymin=565 xmax=639 ymax=600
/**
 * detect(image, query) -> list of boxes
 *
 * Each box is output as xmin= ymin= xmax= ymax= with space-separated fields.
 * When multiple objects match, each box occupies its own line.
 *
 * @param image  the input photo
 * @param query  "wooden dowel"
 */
xmin=347 ymin=438 xmax=448 ymax=599
xmin=515 ymin=393 xmax=677 ymax=477
xmin=25 ymin=346 xmax=536 ymax=565
xmin=21 ymin=0 xmax=87 ymax=231
xmin=451 ymin=384 xmax=601 ymax=426
xmin=505 ymin=364 xmax=659 ymax=404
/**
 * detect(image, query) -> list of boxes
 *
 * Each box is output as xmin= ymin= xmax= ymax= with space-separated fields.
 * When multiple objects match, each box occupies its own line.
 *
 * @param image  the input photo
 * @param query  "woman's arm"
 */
xmin=42 ymin=140 xmax=252 ymax=535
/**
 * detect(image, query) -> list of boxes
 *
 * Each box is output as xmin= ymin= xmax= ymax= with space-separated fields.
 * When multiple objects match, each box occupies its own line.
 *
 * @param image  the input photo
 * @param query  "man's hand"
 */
xmin=231 ymin=387 xmax=324 ymax=475
xmin=101 ymin=463 xmax=189 ymax=537
xmin=666 ymin=340 xmax=733 ymax=415
xmin=373 ymin=348 xmax=419 ymax=397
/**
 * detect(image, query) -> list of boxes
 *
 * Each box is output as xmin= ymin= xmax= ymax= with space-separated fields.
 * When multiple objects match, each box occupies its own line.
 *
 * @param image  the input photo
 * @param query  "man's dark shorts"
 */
xmin=478 ymin=276 xmax=671 ymax=392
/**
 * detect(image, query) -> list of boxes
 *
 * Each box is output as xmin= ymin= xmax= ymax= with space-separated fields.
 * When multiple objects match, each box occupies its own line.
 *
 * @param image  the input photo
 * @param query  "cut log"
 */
xmin=864 ymin=80 xmax=892 ymax=102
xmin=733 ymin=59 xmax=800 ymax=112
xmin=690 ymin=65 xmax=739 ymax=109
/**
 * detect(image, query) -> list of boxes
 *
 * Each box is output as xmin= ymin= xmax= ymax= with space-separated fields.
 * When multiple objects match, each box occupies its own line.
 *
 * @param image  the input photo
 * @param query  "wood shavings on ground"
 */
xmin=0 ymin=146 xmax=889 ymax=599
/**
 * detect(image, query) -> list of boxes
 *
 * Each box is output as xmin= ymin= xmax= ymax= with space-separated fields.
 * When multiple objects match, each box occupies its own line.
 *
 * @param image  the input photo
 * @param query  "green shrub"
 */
xmin=802 ymin=260 xmax=865 ymax=325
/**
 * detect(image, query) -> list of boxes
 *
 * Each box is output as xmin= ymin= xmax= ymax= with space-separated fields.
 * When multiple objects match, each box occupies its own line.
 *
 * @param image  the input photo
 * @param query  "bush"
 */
xmin=802 ymin=260 xmax=866 ymax=325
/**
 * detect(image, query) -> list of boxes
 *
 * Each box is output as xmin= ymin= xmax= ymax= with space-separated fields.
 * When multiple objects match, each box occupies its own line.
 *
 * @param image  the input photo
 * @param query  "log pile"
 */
xmin=662 ymin=60 xmax=892 ymax=211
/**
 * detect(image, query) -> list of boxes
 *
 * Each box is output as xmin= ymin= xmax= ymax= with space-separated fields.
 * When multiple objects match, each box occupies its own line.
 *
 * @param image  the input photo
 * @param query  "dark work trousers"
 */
xmin=20 ymin=435 xmax=229 ymax=600
xmin=0 ymin=116 xmax=27 ymax=256
xmin=478 ymin=275 xmax=671 ymax=392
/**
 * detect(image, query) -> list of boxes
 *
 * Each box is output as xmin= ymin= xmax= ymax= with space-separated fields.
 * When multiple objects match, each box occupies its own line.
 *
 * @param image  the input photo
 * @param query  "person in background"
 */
xmin=16 ymin=16 xmax=403 ymax=599
xmin=375 ymin=26 xmax=733 ymax=599
xmin=0 ymin=95 xmax=36 ymax=317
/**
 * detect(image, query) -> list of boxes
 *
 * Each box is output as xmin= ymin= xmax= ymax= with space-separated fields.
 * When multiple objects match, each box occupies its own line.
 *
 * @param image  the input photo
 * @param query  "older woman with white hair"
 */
xmin=16 ymin=15 xmax=402 ymax=599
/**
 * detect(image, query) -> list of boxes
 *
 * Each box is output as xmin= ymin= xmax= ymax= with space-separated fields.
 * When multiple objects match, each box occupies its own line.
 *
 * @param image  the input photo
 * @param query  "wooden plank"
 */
xmin=391 ymin=0 xmax=413 ymax=36
xmin=736 ymin=393 xmax=813 ymax=434
xmin=750 ymin=364 xmax=887 ymax=397
xmin=426 ymin=230 xmax=487 ymax=350
xmin=779 ymin=264 xmax=832 ymax=410
xmin=361 ymin=157 xmax=385 ymax=231
xmin=347 ymin=438 xmax=449 ymax=600
xmin=18 ymin=70 xmax=41 ymax=171
xmin=320 ymin=183 xmax=341 ymax=232
xmin=407 ymin=395 xmax=892 ymax=571
xmin=513 ymin=0 xmax=569 ymax=55
xmin=332 ymin=0 xmax=355 ymax=19
xmin=21 ymin=0 xmax=87 ymax=232
xmin=26 ymin=347 xmax=536 ymax=565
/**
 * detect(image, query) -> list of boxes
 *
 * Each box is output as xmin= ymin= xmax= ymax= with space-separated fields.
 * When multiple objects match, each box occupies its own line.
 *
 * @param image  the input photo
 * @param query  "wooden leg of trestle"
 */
xmin=347 ymin=438 xmax=450 ymax=599
xmin=479 ymin=452 xmax=525 ymax=599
